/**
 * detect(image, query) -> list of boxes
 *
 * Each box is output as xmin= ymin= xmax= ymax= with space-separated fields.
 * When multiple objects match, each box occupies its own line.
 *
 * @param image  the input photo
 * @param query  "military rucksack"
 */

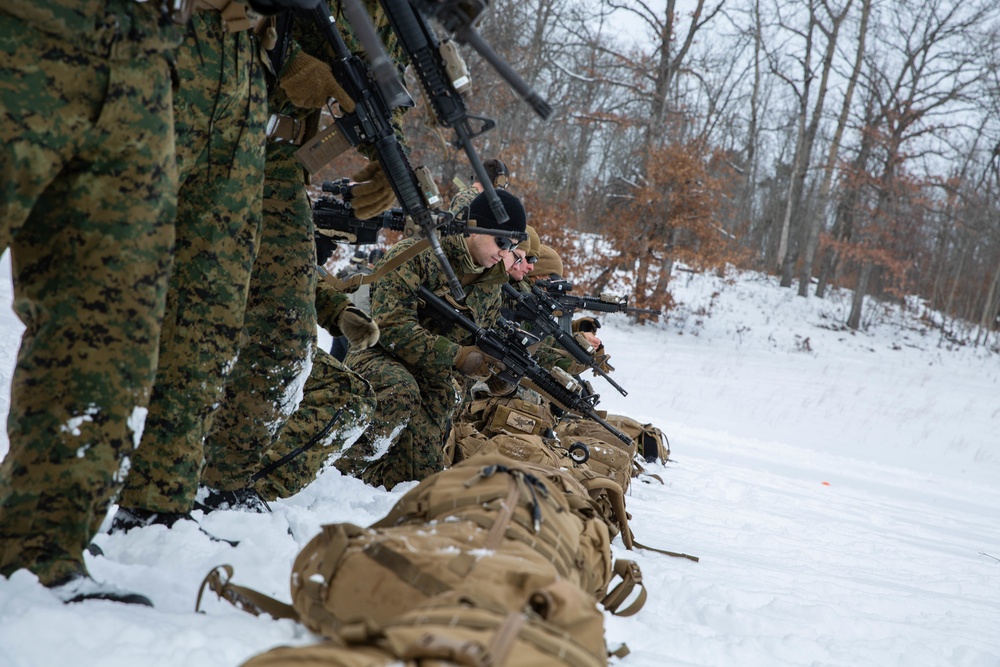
xmin=553 ymin=419 xmax=637 ymax=494
xmin=604 ymin=413 xmax=670 ymax=464
xmin=197 ymin=455 xmax=648 ymax=636
xmin=371 ymin=454 xmax=614 ymax=601
xmin=240 ymin=590 xmax=609 ymax=667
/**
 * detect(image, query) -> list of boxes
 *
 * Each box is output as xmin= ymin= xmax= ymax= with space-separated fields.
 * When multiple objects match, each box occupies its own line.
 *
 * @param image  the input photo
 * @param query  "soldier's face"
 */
xmin=507 ymin=249 xmax=532 ymax=281
xmin=467 ymin=233 xmax=511 ymax=268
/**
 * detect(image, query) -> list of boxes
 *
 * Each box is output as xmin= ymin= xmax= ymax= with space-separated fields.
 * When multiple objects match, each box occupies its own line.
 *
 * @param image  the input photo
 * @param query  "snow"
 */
xmin=0 ymin=250 xmax=998 ymax=667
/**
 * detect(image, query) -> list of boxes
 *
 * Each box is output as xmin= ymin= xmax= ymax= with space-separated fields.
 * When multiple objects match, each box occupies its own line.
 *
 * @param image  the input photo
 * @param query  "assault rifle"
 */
xmin=371 ymin=0 xmax=552 ymax=226
xmin=312 ymin=179 xmax=525 ymax=245
xmin=417 ymin=285 xmax=633 ymax=446
xmin=533 ymin=278 xmax=662 ymax=332
xmin=501 ymin=283 xmax=628 ymax=398
xmin=299 ymin=2 xmax=467 ymax=299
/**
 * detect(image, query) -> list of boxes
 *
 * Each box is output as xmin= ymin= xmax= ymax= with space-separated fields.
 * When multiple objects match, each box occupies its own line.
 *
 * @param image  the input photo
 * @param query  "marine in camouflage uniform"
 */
xmin=115 ymin=3 xmax=268 ymax=517
xmin=343 ymin=191 xmax=527 ymax=490
xmin=0 ymin=0 xmax=180 ymax=589
xmin=196 ymin=0 xmax=400 ymax=504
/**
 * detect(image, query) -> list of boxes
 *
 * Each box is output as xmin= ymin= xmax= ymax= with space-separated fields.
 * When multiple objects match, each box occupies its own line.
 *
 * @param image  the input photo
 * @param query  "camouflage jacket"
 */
xmin=449 ymin=186 xmax=481 ymax=215
xmin=368 ymin=235 xmax=508 ymax=377
xmin=3 ymin=0 xmax=181 ymax=55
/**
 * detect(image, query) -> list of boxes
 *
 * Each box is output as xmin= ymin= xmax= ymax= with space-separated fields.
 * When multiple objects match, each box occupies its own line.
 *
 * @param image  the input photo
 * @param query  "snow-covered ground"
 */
xmin=0 ymin=250 xmax=998 ymax=667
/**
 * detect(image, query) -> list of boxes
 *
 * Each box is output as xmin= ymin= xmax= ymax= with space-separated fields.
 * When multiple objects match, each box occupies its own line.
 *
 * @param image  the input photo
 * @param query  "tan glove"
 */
xmin=279 ymin=51 xmax=355 ymax=111
xmin=350 ymin=161 xmax=397 ymax=219
xmin=337 ymin=305 xmax=379 ymax=349
xmin=592 ymin=344 xmax=614 ymax=373
xmin=454 ymin=345 xmax=505 ymax=379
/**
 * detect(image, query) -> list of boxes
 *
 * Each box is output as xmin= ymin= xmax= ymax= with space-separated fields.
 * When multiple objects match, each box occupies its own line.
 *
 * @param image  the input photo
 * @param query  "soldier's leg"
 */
xmin=336 ymin=347 xmax=423 ymax=478
xmin=0 ymin=23 xmax=176 ymax=585
xmin=117 ymin=15 xmax=266 ymax=515
xmin=361 ymin=373 xmax=460 ymax=490
xmin=200 ymin=174 xmax=317 ymax=493
xmin=0 ymin=18 xmax=93 ymax=249
xmin=252 ymin=346 xmax=376 ymax=501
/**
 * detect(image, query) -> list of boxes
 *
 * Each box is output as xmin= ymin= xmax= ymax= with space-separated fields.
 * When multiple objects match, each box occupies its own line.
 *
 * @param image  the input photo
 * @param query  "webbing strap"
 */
xmin=195 ymin=564 xmax=298 ymax=620
xmin=362 ymin=542 xmax=452 ymax=598
xmin=488 ymin=612 xmax=526 ymax=666
xmin=579 ymin=476 xmax=633 ymax=550
xmin=600 ymin=559 xmax=646 ymax=617
xmin=484 ymin=477 xmax=521 ymax=550
xmin=319 ymin=239 xmax=430 ymax=292
xmin=631 ymin=537 xmax=701 ymax=563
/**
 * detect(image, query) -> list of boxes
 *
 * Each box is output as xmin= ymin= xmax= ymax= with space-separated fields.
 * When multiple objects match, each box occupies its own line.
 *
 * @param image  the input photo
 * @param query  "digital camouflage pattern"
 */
xmin=200 ymin=155 xmax=318 ymax=493
xmin=197 ymin=0 xmax=402 ymax=497
xmin=252 ymin=344 xmax=376 ymax=501
xmin=204 ymin=279 xmax=356 ymax=492
xmin=449 ymin=185 xmax=480 ymax=217
xmin=0 ymin=2 xmax=179 ymax=585
xmin=344 ymin=236 xmax=509 ymax=489
xmin=117 ymin=9 xmax=267 ymax=514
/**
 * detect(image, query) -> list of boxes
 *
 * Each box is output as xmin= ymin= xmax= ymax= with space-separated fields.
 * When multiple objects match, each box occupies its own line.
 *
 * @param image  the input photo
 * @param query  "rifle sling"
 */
xmin=320 ymin=239 xmax=430 ymax=292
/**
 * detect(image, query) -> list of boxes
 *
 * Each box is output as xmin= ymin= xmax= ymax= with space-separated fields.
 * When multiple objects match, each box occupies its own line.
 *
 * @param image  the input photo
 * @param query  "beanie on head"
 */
xmin=467 ymin=189 xmax=527 ymax=236
xmin=517 ymin=224 xmax=541 ymax=255
xmin=529 ymin=244 xmax=563 ymax=279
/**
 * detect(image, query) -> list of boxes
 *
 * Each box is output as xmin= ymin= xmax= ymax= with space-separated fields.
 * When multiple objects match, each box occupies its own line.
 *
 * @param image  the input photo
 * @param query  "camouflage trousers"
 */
xmin=117 ymin=12 xmax=266 ymax=514
xmin=343 ymin=347 xmax=461 ymax=490
xmin=200 ymin=159 xmax=319 ymax=492
xmin=0 ymin=15 xmax=176 ymax=585
xmin=252 ymin=345 xmax=376 ymax=501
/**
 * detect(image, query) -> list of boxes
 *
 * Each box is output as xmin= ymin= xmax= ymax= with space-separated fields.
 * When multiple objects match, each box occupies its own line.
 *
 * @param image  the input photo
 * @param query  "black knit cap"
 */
xmin=467 ymin=189 xmax=527 ymax=235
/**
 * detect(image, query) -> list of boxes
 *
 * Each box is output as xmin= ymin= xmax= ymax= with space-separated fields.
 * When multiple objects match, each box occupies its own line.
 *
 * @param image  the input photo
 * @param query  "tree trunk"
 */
xmin=800 ymin=0 xmax=868 ymax=296
xmin=847 ymin=260 xmax=873 ymax=329
xmin=977 ymin=262 xmax=1000 ymax=346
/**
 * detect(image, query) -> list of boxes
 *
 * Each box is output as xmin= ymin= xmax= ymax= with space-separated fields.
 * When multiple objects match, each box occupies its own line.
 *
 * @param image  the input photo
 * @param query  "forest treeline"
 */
xmin=325 ymin=0 xmax=1000 ymax=347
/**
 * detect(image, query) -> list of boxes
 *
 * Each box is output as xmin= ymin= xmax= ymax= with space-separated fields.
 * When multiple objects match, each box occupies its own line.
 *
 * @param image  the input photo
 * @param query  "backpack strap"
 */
xmin=362 ymin=542 xmax=452 ymax=598
xmin=319 ymin=239 xmax=430 ymax=292
xmin=196 ymin=564 xmax=298 ymax=620
xmin=600 ymin=559 xmax=647 ymax=617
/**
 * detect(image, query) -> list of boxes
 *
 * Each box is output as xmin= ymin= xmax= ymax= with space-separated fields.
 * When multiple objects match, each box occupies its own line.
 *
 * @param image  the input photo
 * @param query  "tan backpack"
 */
xmin=468 ymin=395 xmax=557 ymax=438
xmin=285 ymin=519 xmax=589 ymax=638
xmin=371 ymin=453 xmax=614 ymax=600
xmin=240 ymin=590 xmax=608 ymax=667
xmin=197 ymin=455 xmax=650 ymax=634
xmin=605 ymin=413 xmax=670 ymax=464
xmin=554 ymin=420 xmax=637 ymax=494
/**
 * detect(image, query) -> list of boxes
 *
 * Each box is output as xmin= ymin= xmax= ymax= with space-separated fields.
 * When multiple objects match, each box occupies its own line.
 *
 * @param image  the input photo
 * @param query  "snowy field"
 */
xmin=0 ymin=250 xmax=998 ymax=667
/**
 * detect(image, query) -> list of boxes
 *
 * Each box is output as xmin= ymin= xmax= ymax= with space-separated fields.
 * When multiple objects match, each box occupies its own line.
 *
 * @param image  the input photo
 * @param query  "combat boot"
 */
xmin=107 ymin=506 xmax=239 ymax=546
xmin=195 ymin=486 xmax=271 ymax=514
xmin=108 ymin=507 xmax=189 ymax=534
xmin=49 ymin=567 xmax=153 ymax=607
